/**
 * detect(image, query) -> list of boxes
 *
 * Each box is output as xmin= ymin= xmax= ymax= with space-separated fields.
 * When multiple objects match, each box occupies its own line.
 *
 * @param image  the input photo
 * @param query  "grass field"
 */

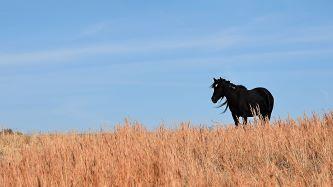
xmin=1 ymin=113 xmax=333 ymax=186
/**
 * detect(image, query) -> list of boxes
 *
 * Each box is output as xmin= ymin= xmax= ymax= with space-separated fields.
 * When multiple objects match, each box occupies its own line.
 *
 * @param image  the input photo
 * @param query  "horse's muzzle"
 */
xmin=211 ymin=97 xmax=218 ymax=103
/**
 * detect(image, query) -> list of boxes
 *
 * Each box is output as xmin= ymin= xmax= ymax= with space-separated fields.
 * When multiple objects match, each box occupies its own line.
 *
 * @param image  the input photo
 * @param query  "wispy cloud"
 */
xmin=1 ymin=16 xmax=333 ymax=66
xmin=0 ymin=45 xmax=125 ymax=65
xmin=224 ymin=48 xmax=333 ymax=63
xmin=2 ymin=36 xmax=331 ymax=67
xmin=0 ymin=34 xmax=244 ymax=66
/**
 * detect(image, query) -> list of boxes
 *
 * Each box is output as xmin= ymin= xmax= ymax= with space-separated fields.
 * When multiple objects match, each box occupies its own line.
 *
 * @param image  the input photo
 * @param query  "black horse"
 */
xmin=211 ymin=77 xmax=274 ymax=126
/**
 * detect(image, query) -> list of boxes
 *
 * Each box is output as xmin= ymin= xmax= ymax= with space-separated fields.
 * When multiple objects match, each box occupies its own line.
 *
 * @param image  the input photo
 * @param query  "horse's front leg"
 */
xmin=243 ymin=116 xmax=248 ymax=125
xmin=232 ymin=113 xmax=240 ymax=126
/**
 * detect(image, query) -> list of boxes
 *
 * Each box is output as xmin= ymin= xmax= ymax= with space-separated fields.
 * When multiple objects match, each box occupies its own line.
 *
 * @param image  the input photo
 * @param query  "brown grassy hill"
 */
xmin=1 ymin=113 xmax=333 ymax=186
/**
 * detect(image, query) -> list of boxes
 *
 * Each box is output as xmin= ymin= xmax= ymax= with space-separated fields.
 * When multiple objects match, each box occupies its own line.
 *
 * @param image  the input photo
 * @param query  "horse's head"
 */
xmin=211 ymin=77 xmax=226 ymax=103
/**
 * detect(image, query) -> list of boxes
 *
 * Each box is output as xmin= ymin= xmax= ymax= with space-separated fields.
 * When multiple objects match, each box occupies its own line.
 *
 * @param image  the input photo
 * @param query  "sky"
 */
xmin=0 ymin=1 xmax=333 ymax=132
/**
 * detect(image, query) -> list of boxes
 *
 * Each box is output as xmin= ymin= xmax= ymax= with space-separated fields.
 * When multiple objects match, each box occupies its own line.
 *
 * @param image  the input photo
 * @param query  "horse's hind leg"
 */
xmin=262 ymin=113 xmax=271 ymax=123
xmin=267 ymin=113 xmax=272 ymax=122
xmin=265 ymin=112 xmax=271 ymax=120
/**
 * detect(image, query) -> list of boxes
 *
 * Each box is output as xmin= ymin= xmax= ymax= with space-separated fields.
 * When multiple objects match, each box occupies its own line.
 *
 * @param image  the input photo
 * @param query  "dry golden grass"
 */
xmin=1 ymin=113 xmax=333 ymax=186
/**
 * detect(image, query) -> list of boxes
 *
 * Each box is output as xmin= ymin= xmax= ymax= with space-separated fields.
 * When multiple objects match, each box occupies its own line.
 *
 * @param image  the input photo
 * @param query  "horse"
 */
xmin=211 ymin=77 xmax=274 ymax=126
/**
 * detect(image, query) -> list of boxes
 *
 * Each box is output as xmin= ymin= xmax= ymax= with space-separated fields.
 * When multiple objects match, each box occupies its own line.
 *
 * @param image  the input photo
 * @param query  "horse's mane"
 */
xmin=211 ymin=77 xmax=247 ymax=90
xmin=236 ymin=85 xmax=247 ymax=90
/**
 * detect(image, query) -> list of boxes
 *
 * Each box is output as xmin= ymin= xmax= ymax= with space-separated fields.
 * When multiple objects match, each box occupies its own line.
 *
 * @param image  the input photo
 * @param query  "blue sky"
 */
xmin=0 ymin=1 xmax=333 ymax=132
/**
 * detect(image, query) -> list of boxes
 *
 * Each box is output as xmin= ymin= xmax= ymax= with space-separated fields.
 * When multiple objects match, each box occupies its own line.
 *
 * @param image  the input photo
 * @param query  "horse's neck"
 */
xmin=224 ymin=87 xmax=239 ymax=105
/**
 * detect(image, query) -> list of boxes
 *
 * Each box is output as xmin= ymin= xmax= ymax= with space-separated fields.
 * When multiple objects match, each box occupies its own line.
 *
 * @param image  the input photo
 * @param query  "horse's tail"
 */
xmin=263 ymin=89 xmax=274 ymax=119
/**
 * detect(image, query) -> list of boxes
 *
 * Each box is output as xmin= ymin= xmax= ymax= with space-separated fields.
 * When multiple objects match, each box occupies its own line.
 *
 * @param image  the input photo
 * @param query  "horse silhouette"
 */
xmin=211 ymin=77 xmax=274 ymax=126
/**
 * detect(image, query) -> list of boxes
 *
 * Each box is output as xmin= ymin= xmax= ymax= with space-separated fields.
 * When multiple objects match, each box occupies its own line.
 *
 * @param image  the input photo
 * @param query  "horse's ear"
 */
xmin=213 ymin=78 xmax=217 ymax=81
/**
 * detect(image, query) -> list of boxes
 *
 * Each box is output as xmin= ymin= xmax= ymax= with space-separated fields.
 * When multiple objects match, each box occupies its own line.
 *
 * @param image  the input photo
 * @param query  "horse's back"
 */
xmin=252 ymin=87 xmax=272 ymax=97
